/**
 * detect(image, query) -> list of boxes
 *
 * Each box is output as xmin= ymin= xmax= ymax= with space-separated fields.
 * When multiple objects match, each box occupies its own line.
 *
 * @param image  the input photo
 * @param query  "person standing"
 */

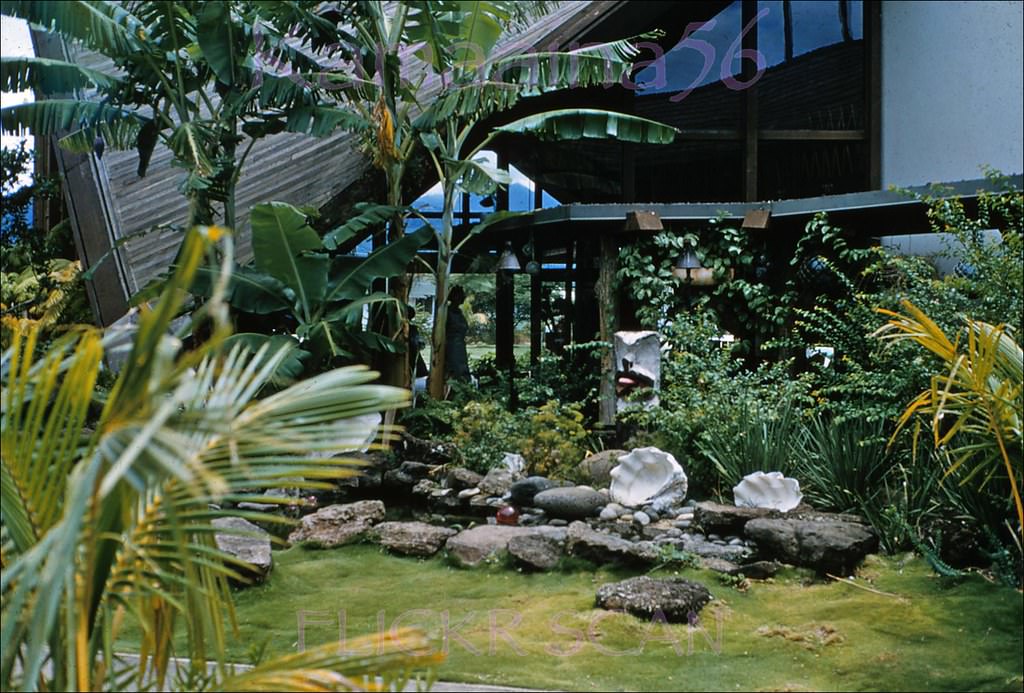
xmin=445 ymin=285 xmax=471 ymax=383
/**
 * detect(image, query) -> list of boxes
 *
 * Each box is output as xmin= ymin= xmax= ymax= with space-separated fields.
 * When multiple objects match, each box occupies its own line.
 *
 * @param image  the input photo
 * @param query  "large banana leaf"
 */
xmin=494 ymin=108 xmax=678 ymax=144
xmin=195 ymin=2 xmax=241 ymax=86
xmin=250 ymin=202 xmax=329 ymax=323
xmin=324 ymin=226 xmax=432 ymax=303
xmin=0 ymin=56 xmax=120 ymax=93
xmin=454 ymin=156 xmax=513 ymax=195
xmin=1 ymin=0 xmax=143 ymax=55
xmin=284 ymin=105 xmax=369 ymax=137
xmin=322 ymin=203 xmax=407 ymax=251
xmin=190 ymin=264 xmax=294 ymax=315
xmin=452 ymin=1 xmax=508 ymax=67
xmin=0 ymin=99 xmax=139 ymax=138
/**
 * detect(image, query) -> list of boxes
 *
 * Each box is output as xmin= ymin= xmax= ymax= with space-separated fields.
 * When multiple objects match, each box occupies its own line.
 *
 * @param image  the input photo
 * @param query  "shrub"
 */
xmin=620 ymin=308 xmax=813 ymax=498
xmin=451 ymin=400 xmax=529 ymax=474
xmin=520 ymin=401 xmax=590 ymax=478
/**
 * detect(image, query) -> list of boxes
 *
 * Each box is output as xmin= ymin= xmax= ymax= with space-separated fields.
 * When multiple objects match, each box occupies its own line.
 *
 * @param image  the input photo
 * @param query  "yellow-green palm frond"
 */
xmin=2 ymin=223 xmax=434 ymax=691
xmin=877 ymin=299 xmax=1023 ymax=536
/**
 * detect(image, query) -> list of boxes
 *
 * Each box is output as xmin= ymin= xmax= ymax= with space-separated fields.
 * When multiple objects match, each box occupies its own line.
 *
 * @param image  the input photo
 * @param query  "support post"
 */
xmin=530 ymin=270 xmax=542 ymax=365
xmin=597 ymin=234 xmax=619 ymax=427
xmin=496 ymin=268 xmax=515 ymax=370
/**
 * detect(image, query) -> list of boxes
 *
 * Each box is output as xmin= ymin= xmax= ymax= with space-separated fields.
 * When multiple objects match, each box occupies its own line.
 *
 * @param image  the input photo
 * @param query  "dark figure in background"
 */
xmin=407 ymin=305 xmax=428 ymax=380
xmin=445 ymin=286 xmax=471 ymax=383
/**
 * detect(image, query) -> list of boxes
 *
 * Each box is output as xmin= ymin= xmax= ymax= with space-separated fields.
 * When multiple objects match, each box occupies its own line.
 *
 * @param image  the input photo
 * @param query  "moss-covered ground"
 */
xmin=158 ymin=544 xmax=1024 ymax=692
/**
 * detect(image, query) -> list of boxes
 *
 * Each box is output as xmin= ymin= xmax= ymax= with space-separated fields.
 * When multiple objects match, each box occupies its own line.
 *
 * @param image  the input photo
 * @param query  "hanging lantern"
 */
xmin=673 ymin=247 xmax=715 ymax=285
xmin=497 ymin=241 xmax=521 ymax=272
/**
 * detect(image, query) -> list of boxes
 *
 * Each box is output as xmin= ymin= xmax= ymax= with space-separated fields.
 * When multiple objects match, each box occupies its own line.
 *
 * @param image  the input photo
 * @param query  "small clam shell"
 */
xmin=733 ymin=471 xmax=802 ymax=512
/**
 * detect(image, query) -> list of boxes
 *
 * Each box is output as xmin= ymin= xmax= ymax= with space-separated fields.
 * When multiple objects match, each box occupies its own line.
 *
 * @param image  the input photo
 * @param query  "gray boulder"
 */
xmin=287 ymin=500 xmax=385 ymax=548
xmin=510 ymin=476 xmax=567 ymax=506
xmin=566 ymin=521 xmax=660 ymax=567
xmin=508 ymin=533 xmax=565 ymax=571
xmin=445 ymin=525 xmax=566 ymax=567
xmin=596 ymin=576 xmax=711 ymax=622
xmin=745 ymin=515 xmax=878 ymax=574
xmin=213 ymin=517 xmax=273 ymax=583
xmin=533 ymin=486 xmax=606 ymax=520
xmin=383 ymin=461 xmax=438 ymax=488
xmin=372 ymin=521 xmax=457 ymax=557
xmin=479 ymin=467 xmax=515 ymax=496
xmin=446 ymin=467 xmax=484 ymax=491
xmin=693 ymin=501 xmax=779 ymax=535
xmin=576 ymin=449 xmax=627 ymax=488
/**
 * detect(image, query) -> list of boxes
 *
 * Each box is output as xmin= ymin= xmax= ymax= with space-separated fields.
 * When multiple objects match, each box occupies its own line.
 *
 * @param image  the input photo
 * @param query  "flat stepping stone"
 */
xmin=745 ymin=516 xmax=877 ymax=574
xmin=508 ymin=533 xmax=565 ymax=571
xmin=596 ymin=576 xmax=712 ymax=622
xmin=566 ymin=521 xmax=660 ymax=567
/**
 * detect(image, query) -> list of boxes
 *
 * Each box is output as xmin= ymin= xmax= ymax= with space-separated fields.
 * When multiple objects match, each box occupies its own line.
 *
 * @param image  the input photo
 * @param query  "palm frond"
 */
xmin=879 ymin=299 xmax=1023 ymax=536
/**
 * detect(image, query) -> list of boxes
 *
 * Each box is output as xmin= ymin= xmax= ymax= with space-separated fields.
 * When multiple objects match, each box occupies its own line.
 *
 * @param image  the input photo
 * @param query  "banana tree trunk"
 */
xmin=427 ymin=184 xmax=455 ymax=399
xmin=383 ymin=170 xmax=412 ymax=389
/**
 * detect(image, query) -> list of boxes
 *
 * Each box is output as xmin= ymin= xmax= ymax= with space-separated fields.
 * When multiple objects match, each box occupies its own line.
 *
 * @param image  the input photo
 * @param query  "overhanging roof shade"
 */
xmin=480 ymin=175 xmax=1023 ymax=243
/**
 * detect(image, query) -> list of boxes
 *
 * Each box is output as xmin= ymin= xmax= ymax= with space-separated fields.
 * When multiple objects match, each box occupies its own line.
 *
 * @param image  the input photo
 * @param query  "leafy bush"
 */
xmin=520 ymin=401 xmax=590 ymax=478
xmin=620 ymin=308 xmax=812 ymax=497
xmin=451 ymin=400 xmax=529 ymax=473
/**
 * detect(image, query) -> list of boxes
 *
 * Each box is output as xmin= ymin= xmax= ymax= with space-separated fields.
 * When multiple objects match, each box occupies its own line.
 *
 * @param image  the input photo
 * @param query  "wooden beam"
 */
xmin=759 ymin=129 xmax=865 ymax=141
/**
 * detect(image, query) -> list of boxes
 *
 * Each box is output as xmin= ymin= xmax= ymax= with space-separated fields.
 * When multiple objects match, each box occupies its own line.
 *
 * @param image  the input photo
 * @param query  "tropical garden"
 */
xmin=1 ymin=1 xmax=1022 ymax=692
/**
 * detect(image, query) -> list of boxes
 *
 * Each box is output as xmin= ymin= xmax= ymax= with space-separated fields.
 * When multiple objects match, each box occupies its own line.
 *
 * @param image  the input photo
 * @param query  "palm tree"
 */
xmin=1 ymin=225 xmax=440 ymax=691
xmin=878 ymin=299 xmax=1024 ymax=540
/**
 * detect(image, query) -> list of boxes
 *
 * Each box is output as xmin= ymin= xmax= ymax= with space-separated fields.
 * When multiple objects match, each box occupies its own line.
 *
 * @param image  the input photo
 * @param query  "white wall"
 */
xmin=881 ymin=1 xmax=1024 ymax=187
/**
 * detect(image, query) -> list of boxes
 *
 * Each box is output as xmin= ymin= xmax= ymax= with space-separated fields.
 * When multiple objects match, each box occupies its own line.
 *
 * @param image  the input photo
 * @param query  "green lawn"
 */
xmin=152 ymin=545 xmax=1024 ymax=692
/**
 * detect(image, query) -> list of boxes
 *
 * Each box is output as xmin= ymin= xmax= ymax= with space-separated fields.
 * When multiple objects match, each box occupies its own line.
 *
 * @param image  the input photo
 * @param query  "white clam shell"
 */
xmin=609 ymin=447 xmax=688 ymax=508
xmin=733 ymin=471 xmax=803 ymax=512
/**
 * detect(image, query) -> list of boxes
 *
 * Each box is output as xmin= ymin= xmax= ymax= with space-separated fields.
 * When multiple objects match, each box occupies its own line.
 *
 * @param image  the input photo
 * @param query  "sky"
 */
xmin=1 ymin=16 xmax=34 ymax=154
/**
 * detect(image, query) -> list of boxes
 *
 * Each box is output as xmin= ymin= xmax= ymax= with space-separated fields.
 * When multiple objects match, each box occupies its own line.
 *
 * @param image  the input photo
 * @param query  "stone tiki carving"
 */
xmin=613 ymin=331 xmax=661 ymax=412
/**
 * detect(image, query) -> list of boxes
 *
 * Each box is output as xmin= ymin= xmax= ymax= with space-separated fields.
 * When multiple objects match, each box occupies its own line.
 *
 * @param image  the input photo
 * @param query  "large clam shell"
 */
xmin=732 ymin=471 xmax=802 ymax=512
xmin=609 ymin=447 xmax=688 ymax=508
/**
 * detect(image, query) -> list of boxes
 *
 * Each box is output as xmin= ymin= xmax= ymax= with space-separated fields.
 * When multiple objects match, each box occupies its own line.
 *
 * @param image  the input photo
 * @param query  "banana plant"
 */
xmin=0 ymin=224 xmax=441 ymax=691
xmin=0 ymin=1 xmax=367 ymax=227
xmin=409 ymin=20 xmax=679 ymax=397
xmin=186 ymin=201 xmax=432 ymax=378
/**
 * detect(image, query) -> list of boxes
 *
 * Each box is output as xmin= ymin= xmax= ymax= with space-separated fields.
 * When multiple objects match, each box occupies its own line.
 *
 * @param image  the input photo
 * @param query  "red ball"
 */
xmin=496 ymin=505 xmax=519 ymax=526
